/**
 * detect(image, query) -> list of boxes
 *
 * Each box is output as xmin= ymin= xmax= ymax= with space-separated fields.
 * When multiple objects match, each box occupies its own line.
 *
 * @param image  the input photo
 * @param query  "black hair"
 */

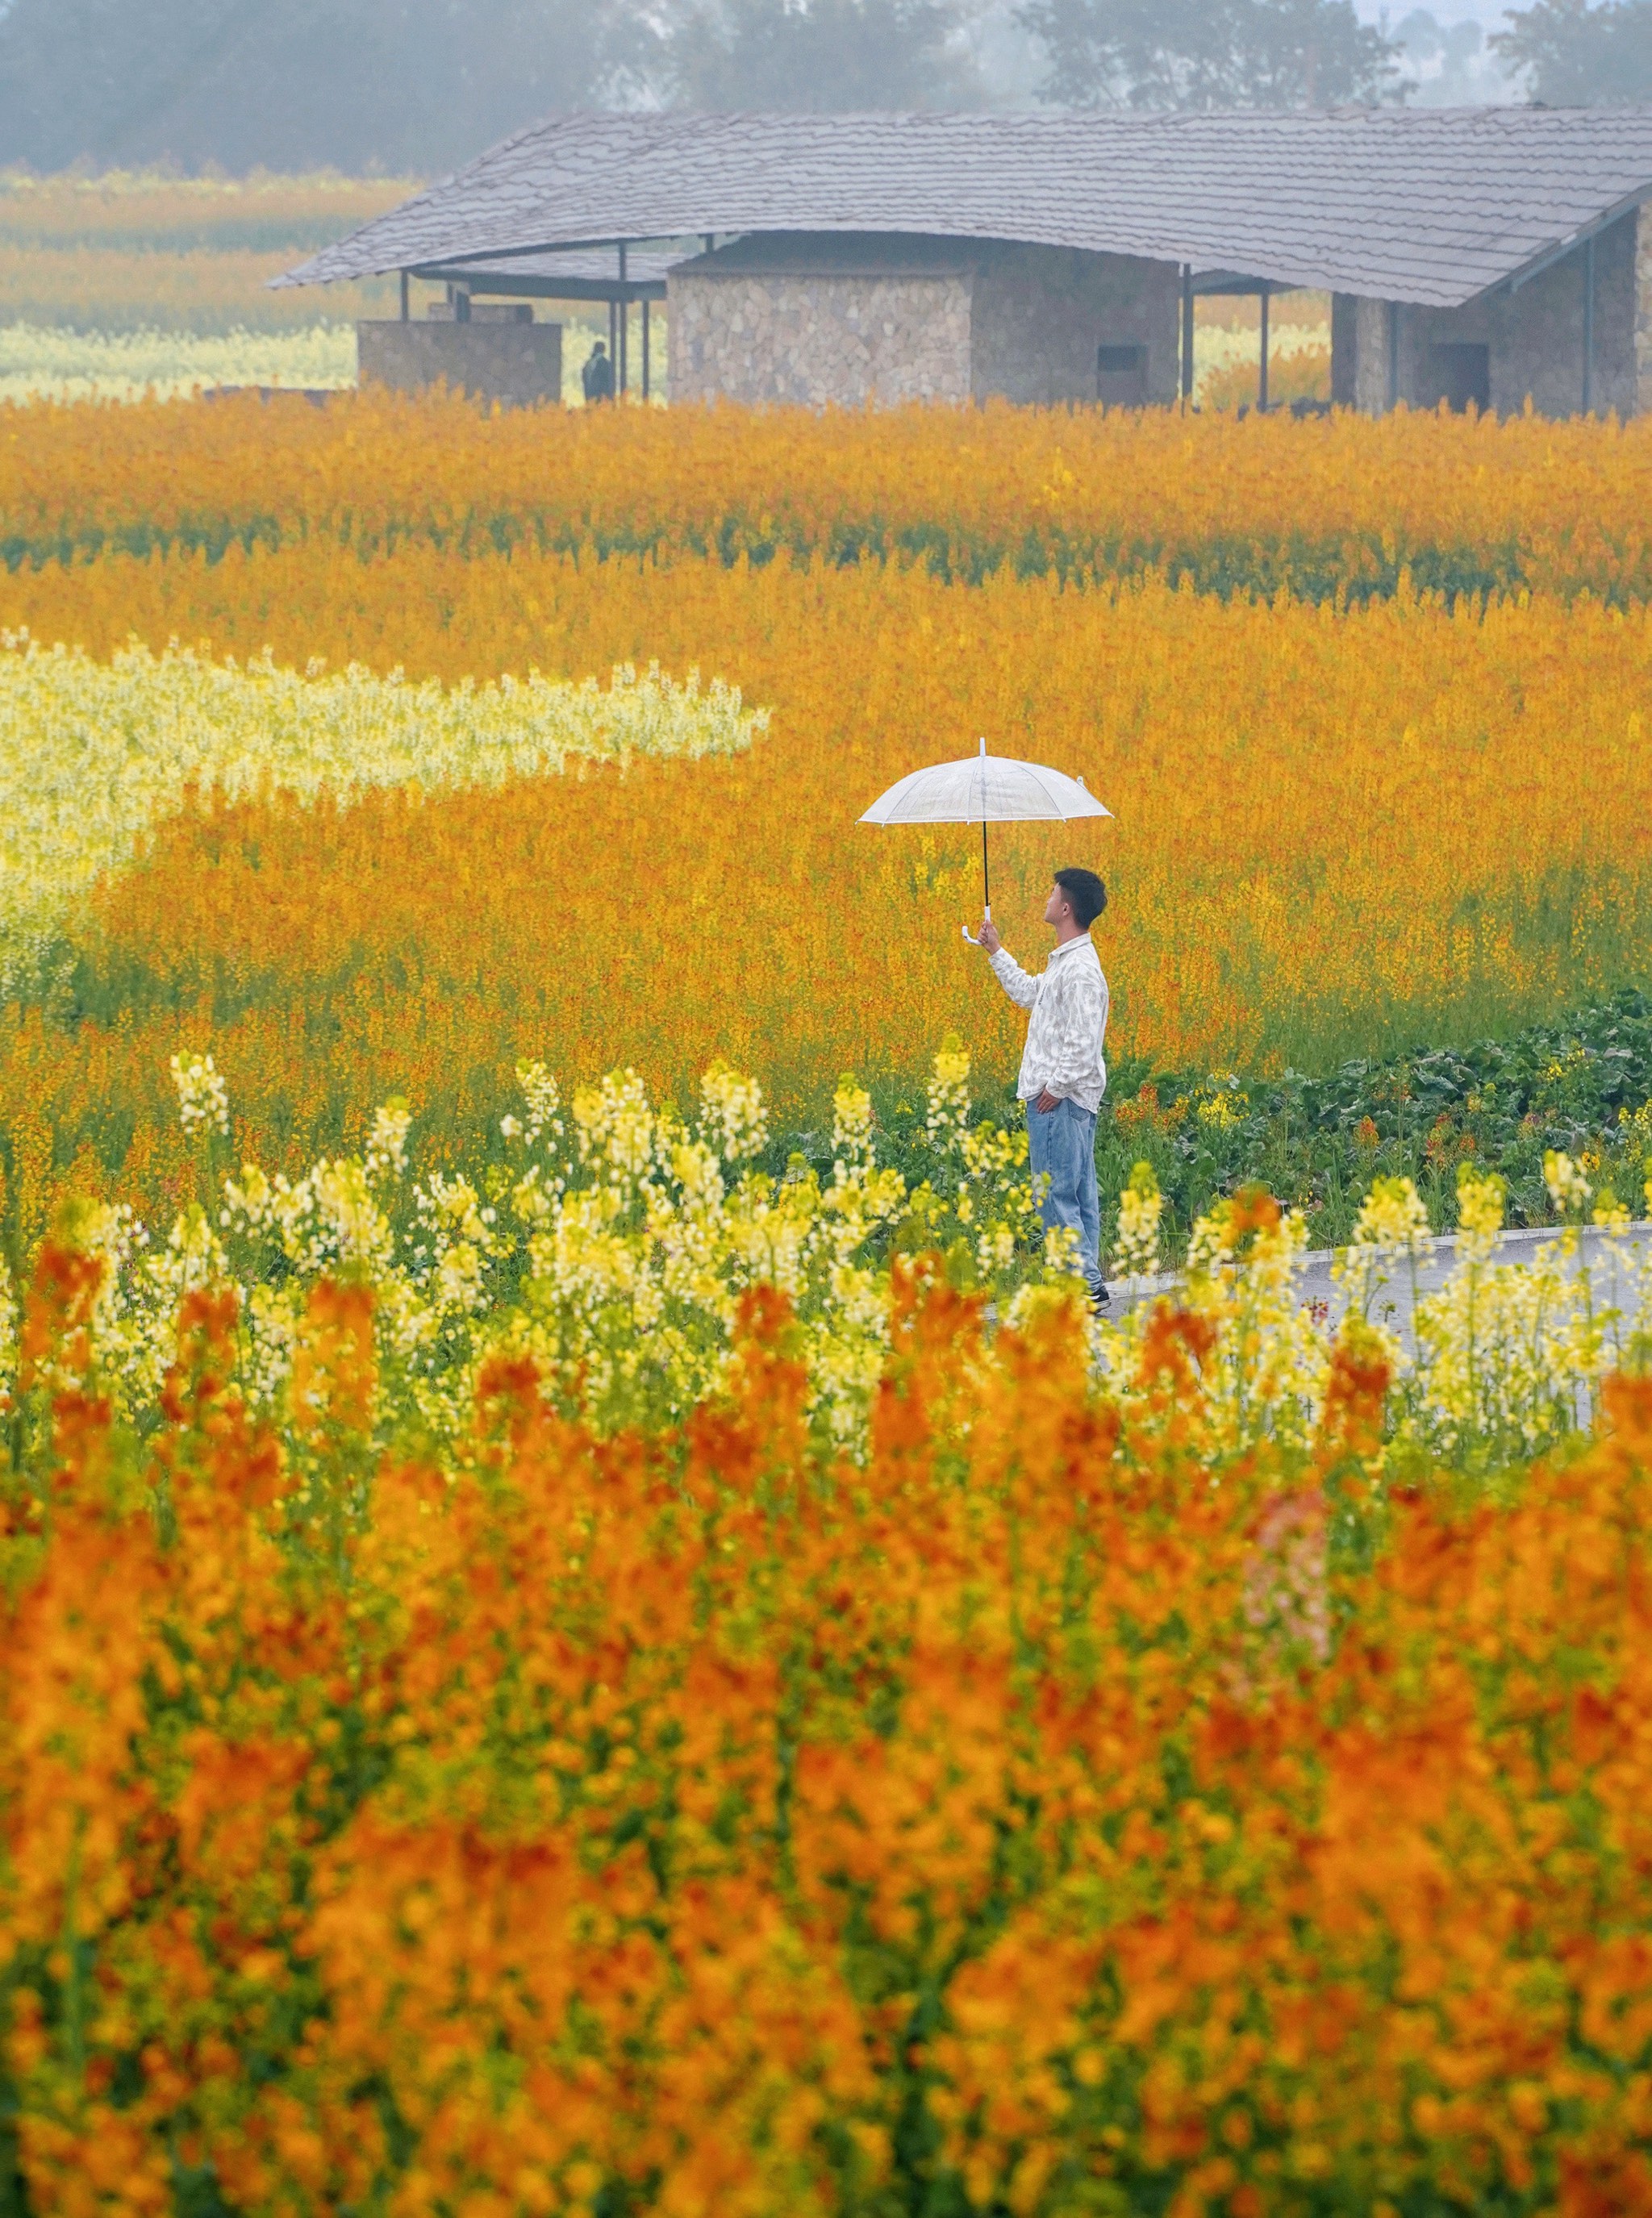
xmin=1053 ymin=866 xmax=1107 ymax=930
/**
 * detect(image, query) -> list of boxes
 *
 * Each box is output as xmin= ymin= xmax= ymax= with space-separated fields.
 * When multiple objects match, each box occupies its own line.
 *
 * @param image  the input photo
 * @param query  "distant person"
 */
xmin=978 ymin=868 xmax=1111 ymax=1312
xmin=582 ymin=340 xmax=615 ymax=404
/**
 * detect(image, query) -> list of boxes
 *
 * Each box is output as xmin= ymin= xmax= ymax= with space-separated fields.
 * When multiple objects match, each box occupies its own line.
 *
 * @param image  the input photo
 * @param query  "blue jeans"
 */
xmin=1026 ymin=1095 xmax=1103 ymax=1294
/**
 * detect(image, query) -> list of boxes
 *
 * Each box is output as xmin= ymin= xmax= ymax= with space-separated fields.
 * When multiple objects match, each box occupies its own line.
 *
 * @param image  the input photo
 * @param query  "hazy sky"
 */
xmin=1354 ymin=0 xmax=1512 ymax=23
xmin=1355 ymin=0 xmax=1522 ymax=105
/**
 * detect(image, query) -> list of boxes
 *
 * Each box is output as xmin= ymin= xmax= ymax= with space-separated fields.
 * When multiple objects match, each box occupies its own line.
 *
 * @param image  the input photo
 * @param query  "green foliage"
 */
xmin=659 ymin=0 xmax=974 ymax=110
xmin=3 ymin=512 xmax=1621 ymax=609
xmin=1492 ymin=0 xmax=1652 ymax=103
xmin=1087 ymin=985 xmax=1652 ymax=1263
xmin=1019 ymin=0 xmax=1406 ymax=109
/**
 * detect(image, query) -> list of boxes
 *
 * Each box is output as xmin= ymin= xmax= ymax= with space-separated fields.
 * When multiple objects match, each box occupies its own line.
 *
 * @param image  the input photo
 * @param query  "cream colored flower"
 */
xmin=170 ymin=1049 xmax=229 ymax=1138
xmin=1544 ymin=1149 xmax=1592 ymax=1217
xmin=1456 ymin=1165 xmax=1507 ymax=1265
xmin=1114 ymin=1162 xmax=1163 ymax=1284
xmin=925 ymin=1038 xmax=971 ymax=1152
xmin=832 ymin=1075 xmax=874 ymax=1168
xmin=366 ymin=1099 xmax=412 ymax=1182
xmin=1334 ymin=1174 xmax=1432 ymax=1319
xmin=699 ymin=1064 xmax=768 ymax=1164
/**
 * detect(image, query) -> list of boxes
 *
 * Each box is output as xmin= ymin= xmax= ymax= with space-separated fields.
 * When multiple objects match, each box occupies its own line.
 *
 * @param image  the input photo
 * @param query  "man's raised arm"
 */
xmin=977 ymin=918 xmax=1039 ymax=1010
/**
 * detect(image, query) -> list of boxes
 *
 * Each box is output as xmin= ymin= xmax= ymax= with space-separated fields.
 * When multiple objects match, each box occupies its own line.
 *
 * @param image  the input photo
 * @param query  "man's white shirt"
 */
xmin=988 ymin=933 xmax=1110 ymax=1112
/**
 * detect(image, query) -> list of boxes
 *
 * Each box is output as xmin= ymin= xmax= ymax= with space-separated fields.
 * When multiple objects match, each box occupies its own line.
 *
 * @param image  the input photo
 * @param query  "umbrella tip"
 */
xmin=978 ymin=736 xmax=987 ymax=755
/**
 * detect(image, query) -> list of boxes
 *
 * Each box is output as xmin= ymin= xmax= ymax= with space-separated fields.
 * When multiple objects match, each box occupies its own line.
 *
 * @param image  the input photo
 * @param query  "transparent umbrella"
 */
xmin=859 ymin=737 xmax=1112 ymax=942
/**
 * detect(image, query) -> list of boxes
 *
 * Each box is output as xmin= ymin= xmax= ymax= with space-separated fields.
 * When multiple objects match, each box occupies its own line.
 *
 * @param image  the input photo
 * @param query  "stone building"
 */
xmin=284 ymin=105 xmax=1652 ymax=420
xmin=665 ymin=232 xmax=1179 ymax=407
xmin=1330 ymin=205 xmax=1652 ymax=418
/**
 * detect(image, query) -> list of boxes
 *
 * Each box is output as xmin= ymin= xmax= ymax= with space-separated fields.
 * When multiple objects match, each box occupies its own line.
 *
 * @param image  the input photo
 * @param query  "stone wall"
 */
xmin=423 ymin=301 xmax=535 ymax=323
xmin=1420 ymin=218 xmax=1637 ymax=418
xmin=1474 ymin=215 xmax=1633 ymax=417
xmin=666 ymin=232 xmax=1179 ymax=409
xmin=1334 ymin=214 xmax=1641 ymax=419
xmin=357 ymin=322 xmax=562 ymax=408
xmin=669 ymin=269 xmax=971 ymax=406
xmin=969 ymin=244 xmax=1179 ymax=406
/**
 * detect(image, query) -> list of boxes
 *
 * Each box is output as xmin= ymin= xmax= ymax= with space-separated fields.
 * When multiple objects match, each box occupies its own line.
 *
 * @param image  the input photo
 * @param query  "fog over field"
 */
xmin=2 ymin=0 xmax=1644 ymax=175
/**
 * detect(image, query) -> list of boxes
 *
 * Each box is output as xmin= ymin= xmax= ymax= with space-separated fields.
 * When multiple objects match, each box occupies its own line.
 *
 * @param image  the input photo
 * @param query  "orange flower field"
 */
xmin=3 ymin=390 xmax=1652 ymax=2216
xmin=5 ymin=386 xmax=1652 ymax=598
xmin=2 ymin=488 xmax=1650 ymax=1236
xmin=8 ymin=1243 xmax=1652 ymax=2216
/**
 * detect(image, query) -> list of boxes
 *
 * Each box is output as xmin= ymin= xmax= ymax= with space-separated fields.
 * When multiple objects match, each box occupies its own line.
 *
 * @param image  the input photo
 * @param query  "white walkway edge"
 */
xmin=1111 ymin=1221 xmax=1652 ymax=1345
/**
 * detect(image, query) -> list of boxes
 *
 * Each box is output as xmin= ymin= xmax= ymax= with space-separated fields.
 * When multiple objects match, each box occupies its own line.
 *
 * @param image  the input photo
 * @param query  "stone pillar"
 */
xmin=1329 ymin=294 xmax=1358 ymax=406
xmin=1350 ymin=298 xmax=1433 ymax=413
xmin=1352 ymin=297 xmax=1390 ymax=412
xmin=357 ymin=321 xmax=562 ymax=408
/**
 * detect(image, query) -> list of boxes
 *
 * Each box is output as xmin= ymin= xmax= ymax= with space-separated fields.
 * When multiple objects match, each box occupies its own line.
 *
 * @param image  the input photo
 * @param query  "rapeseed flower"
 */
xmin=169 ymin=1047 xmax=228 ymax=1136
xmin=0 ymin=633 xmax=764 ymax=990
xmin=1113 ymin=1159 xmax=1163 ymax=1284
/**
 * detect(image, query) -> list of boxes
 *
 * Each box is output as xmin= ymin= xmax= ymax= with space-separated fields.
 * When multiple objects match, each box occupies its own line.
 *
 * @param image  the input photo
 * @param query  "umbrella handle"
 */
xmin=961 ymin=902 xmax=991 ymax=947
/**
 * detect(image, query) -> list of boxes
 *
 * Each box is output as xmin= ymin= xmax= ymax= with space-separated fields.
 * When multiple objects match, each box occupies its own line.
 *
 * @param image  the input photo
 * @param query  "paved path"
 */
xmin=1112 ymin=1224 xmax=1652 ymax=1349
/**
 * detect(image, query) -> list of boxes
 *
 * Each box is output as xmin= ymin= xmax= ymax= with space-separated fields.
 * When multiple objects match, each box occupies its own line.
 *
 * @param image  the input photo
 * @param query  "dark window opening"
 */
xmin=1097 ymin=344 xmax=1147 ymax=408
xmin=1425 ymin=341 xmax=1490 ymax=414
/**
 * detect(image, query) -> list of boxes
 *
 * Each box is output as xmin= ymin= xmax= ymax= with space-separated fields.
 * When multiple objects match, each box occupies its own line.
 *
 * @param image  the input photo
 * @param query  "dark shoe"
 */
xmin=1090 ymin=1282 xmax=1111 ymax=1315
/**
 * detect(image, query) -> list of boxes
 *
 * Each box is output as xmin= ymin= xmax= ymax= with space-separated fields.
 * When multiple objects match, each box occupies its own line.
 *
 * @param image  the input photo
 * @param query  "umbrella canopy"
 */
xmin=861 ymin=738 xmax=1112 ymax=938
xmin=859 ymin=737 xmax=1112 ymax=828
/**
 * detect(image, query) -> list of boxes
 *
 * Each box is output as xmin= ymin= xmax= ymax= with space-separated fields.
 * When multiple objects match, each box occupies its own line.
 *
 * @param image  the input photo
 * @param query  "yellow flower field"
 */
xmin=1 ymin=536 xmax=1648 ymax=1240
xmin=1199 ymin=334 xmax=1331 ymax=411
xmin=7 ymin=387 xmax=1652 ymax=601
xmin=0 ymin=247 xmax=399 ymax=336
xmin=0 ymin=171 xmax=622 ymax=402
xmin=6 ymin=1047 xmax=1652 ymax=2214
xmin=0 ymin=321 xmax=358 ymax=402
xmin=0 ymin=636 xmax=761 ymax=991
xmin=0 ymin=395 xmax=1646 ymax=1238
xmin=0 ymin=168 xmax=412 ymax=330
xmin=0 ymin=167 xmax=415 ymax=240
xmin=4 ymin=223 xmax=1652 ymax=2218
xmin=0 ymin=167 xmax=405 ymax=401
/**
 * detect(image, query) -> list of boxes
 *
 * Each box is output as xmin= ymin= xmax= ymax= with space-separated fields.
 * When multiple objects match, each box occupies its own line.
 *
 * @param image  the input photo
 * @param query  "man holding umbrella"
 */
xmin=857 ymin=736 xmax=1113 ymax=1309
xmin=978 ymin=869 xmax=1111 ymax=1312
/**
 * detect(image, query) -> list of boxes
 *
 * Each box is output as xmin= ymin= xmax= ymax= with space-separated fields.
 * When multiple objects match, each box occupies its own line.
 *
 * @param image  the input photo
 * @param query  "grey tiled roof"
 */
xmin=278 ymin=106 xmax=1652 ymax=309
xmin=415 ymin=244 xmax=678 ymax=296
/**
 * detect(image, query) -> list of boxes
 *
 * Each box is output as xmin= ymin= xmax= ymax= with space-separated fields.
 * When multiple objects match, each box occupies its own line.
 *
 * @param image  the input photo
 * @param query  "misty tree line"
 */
xmin=0 ymin=0 xmax=1646 ymax=174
